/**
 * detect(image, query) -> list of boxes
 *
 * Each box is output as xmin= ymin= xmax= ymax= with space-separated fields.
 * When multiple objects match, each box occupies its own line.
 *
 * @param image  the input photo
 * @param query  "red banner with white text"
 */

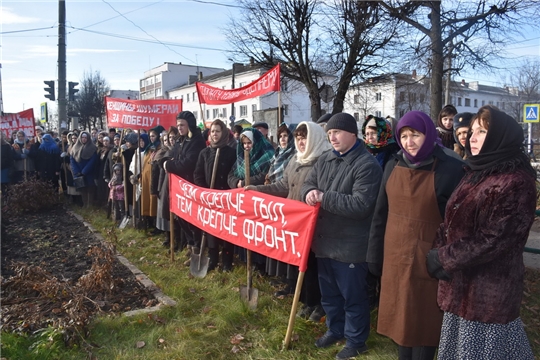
xmin=196 ymin=63 xmax=281 ymax=105
xmin=105 ymin=97 xmax=182 ymax=130
xmin=1 ymin=109 xmax=36 ymax=138
xmin=169 ymin=173 xmax=318 ymax=272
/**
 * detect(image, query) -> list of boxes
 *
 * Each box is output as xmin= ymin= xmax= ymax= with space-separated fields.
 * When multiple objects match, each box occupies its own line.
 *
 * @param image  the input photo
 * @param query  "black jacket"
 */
xmin=164 ymin=132 xmax=206 ymax=183
xmin=194 ymin=146 xmax=237 ymax=190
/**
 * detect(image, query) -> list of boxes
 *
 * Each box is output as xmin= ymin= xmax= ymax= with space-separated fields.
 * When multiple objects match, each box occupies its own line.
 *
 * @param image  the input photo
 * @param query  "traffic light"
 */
xmin=44 ymin=80 xmax=55 ymax=101
xmin=68 ymin=81 xmax=79 ymax=101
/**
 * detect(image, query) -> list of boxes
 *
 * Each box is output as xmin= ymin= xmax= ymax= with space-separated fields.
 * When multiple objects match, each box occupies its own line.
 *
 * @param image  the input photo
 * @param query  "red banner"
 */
xmin=1 ymin=109 xmax=36 ymax=138
xmin=196 ymin=63 xmax=281 ymax=105
xmin=105 ymin=97 xmax=182 ymax=130
xmin=169 ymin=173 xmax=318 ymax=272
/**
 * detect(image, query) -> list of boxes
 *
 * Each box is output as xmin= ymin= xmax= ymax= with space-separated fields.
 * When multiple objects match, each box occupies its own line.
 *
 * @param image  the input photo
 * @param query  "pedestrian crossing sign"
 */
xmin=524 ymin=104 xmax=540 ymax=123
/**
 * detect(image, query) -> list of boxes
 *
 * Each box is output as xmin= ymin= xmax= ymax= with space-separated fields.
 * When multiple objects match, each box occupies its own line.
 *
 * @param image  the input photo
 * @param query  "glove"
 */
xmin=368 ymin=262 xmax=382 ymax=277
xmin=20 ymin=153 xmax=27 ymax=159
xmin=60 ymin=152 xmax=67 ymax=158
xmin=120 ymin=144 xmax=127 ymax=151
xmin=426 ymin=249 xmax=451 ymax=281
xmin=22 ymin=148 xmax=30 ymax=154
xmin=104 ymin=178 xmax=110 ymax=183
xmin=130 ymin=174 xmax=139 ymax=185
xmin=244 ymin=185 xmax=257 ymax=191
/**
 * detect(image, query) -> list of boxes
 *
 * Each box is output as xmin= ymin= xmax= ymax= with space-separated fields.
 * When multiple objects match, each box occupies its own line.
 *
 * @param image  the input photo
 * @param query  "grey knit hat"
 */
xmin=325 ymin=113 xmax=358 ymax=135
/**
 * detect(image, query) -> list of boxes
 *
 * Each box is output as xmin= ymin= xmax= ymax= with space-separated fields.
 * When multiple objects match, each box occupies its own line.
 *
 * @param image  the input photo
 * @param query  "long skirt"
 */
xmin=438 ymin=312 xmax=534 ymax=360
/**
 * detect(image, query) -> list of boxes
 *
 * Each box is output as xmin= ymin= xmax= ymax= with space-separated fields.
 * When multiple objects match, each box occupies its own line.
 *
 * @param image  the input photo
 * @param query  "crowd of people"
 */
xmin=0 ymin=104 xmax=535 ymax=359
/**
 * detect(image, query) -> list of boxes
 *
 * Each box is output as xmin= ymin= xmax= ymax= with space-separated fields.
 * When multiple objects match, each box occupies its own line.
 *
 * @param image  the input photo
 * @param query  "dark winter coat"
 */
xmin=193 ymin=146 xmax=237 ymax=190
xmin=301 ymin=141 xmax=383 ymax=263
xmin=70 ymin=152 xmax=98 ymax=187
xmin=35 ymin=149 xmax=61 ymax=182
xmin=160 ymin=133 xmax=206 ymax=220
xmin=435 ymin=168 xmax=536 ymax=324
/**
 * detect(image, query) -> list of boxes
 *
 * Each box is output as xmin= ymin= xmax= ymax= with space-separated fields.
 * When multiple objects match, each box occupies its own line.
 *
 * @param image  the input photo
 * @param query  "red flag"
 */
xmin=169 ymin=172 xmax=318 ymax=272
xmin=105 ymin=97 xmax=182 ymax=130
xmin=1 ymin=109 xmax=36 ymax=138
xmin=196 ymin=63 xmax=281 ymax=105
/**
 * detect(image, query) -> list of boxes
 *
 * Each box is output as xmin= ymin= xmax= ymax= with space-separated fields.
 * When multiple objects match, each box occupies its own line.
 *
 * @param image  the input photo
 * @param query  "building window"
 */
xmin=465 ymin=98 xmax=471 ymax=107
xmin=240 ymin=105 xmax=248 ymax=117
xmin=375 ymin=92 xmax=382 ymax=101
xmin=474 ymin=99 xmax=478 ymax=107
xmin=283 ymin=104 xmax=289 ymax=116
xmin=354 ymin=95 xmax=361 ymax=104
xmin=180 ymin=95 xmax=183 ymax=101
xmin=206 ymin=109 xmax=210 ymax=119
xmin=482 ymin=100 xmax=485 ymax=106
xmin=155 ymin=88 xmax=162 ymax=97
xmin=409 ymin=93 xmax=417 ymax=102
xmin=399 ymin=109 xmax=405 ymax=117
xmin=458 ymin=97 xmax=462 ymax=106
xmin=489 ymin=100 xmax=493 ymax=105
xmin=252 ymin=104 xmax=257 ymax=113
xmin=502 ymin=102 xmax=505 ymax=110
xmin=213 ymin=108 xmax=219 ymax=118
xmin=187 ymin=93 xmax=190 ymax=102
xmin=420 ymin=94 xmax=425 ymax=103
xmin=193 ymin=111 xmax=198 ymax=120
xmin=354 ymin=113 xmax=360 ymax=121
xmin=282 ymin=80 xmax=288 ymax=92
xmin=222 ymin=108 xmax=227 ymax=118
xmin=375 ymin=111 xmax=382 ymax=117
xmin=239 ymin=82 xmax=246 ymax=87
xmin=399 ymin=92 xmax=405 ymax=102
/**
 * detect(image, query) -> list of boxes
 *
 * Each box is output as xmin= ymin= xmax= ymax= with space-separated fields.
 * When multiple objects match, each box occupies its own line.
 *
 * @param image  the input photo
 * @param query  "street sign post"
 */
xmin=524 ymin=104 xmax=540 ymax=123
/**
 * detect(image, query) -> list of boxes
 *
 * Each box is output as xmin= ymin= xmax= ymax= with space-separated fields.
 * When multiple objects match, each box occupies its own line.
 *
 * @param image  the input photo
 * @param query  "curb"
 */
xmin=68 ymin=210 xmax=177 ymax=315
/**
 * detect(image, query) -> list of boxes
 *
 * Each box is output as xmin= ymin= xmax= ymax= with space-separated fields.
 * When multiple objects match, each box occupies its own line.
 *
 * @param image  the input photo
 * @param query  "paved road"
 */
xmin=525 ymin=231 xmax=540 ymax=269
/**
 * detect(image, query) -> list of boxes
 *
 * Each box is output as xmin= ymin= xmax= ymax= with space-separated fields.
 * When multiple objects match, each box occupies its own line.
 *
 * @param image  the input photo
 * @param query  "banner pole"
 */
xmin=278 ymin=90 xmax=282 ymax=126
xmin=282 ymin=271 xmax=305 ymax=350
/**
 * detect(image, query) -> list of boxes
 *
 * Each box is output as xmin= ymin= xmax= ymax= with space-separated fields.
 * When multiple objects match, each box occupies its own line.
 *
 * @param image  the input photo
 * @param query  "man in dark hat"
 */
xmin=301 ymin=112 xmax=383 ymax=359
xmin=316 ymin=113 xmax=332 ymax=128
xmin=453 ymin=112 xmax=475 ymax=159
xmin=253 ymin=121 xmax=277 ymax=149
xmin=163 ymin=111 xmax=206 ymax=253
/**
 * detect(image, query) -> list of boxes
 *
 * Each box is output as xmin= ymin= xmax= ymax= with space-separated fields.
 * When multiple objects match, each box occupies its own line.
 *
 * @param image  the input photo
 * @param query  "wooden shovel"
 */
xmin=118 ymin=130 xmax=132 ymax=229
xmin=190 ymin=147 xmax=220 ymax=278
xmin=239 ymin=149 xmax=259 ymax=309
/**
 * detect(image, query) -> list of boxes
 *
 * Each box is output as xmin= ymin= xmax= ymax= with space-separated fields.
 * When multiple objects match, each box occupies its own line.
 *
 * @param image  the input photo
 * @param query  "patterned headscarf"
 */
xmin=266 ymin=124 xmax=295 ymax=183
xmin=38 ymin=134 xmax=60 ymax=154
xmin=362 ymin=115 xmax=395 ymax=150
xmin=233 ymin=128 xmax=274 ymax=179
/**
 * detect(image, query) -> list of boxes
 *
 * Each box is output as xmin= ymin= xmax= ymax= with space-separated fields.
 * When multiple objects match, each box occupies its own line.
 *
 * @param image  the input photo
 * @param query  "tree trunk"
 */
xmin=308 ymin=85 xmax=322 ymax=122
xmin=429 ymin=1 xmax=443 ymax=122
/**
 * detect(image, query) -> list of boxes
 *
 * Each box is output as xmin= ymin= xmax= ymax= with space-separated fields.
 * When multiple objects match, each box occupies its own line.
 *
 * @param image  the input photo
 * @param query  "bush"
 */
xmin=5 ymin=177 xmax=60 ymax=214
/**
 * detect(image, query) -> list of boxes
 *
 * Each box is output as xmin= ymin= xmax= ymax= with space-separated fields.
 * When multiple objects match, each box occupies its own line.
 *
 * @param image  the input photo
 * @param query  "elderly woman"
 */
xmin=70 ymin=131 xmax=98 ymax=208
xmin=247 ymin=121 xmax=331 ymax=320
xmin=429 ymin=106 xmax=536 ymax=359
xmin=362 ymin=115 xmax=399 ymax=169
xmin=367 ymin=111 xmax=465 ymax=360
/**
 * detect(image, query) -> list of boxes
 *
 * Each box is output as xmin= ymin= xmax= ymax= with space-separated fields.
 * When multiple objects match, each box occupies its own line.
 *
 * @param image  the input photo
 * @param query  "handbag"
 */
xmin=73 ymin=176 xmax=86 ymax=189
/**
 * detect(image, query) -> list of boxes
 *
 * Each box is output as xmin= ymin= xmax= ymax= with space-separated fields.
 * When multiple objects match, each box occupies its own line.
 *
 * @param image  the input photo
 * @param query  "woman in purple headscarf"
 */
xmin=367 ymin=111 xmax=465 ymax=360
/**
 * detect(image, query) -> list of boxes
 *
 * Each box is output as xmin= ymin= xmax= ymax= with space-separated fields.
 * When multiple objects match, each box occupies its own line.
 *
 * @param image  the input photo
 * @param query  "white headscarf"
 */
xmin=295 ymin=121 xmax=331 ymax=165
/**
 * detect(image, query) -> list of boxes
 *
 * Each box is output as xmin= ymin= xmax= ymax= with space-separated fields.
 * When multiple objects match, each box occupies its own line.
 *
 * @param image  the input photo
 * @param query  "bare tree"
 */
xmin=379 ymin=1 xmax=538 ymax=121
xmin=73 ymin=70 xmax=110 ymax=130
xmin=224 ymin=0 xmax=397 ymax=121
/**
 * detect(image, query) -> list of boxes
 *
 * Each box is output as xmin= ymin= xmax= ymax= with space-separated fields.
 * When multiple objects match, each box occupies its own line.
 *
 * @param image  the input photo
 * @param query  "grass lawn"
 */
xmin=2 ymin=205 xmax=539 ymax=359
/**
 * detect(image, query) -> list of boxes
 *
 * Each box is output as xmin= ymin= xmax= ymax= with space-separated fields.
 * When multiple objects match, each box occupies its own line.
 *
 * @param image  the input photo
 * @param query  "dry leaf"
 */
xmin=230 ymin=334 xmax=244 ymax=344
xmin=136 ymin=341 xmax=145 ymax=349
xmin=231 ymin=345 xmax=241 ymax=353
xmin=158 ymin=338 xmax=166 ymax=344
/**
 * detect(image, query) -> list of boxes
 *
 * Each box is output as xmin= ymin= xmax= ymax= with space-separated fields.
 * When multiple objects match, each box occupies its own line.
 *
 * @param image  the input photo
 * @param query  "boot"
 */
xmin=208 ymin=247 xmax=219 ymax=272
xmin=222 ymin=249 xmax=233 ymax=272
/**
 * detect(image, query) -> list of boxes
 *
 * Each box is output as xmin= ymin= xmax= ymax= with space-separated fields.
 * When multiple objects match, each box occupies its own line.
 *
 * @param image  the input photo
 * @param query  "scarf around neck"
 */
xmin=267 ymin=126 xmax=295 ymax=183
xmin=39 ymin=134 xmax=60 ymax=154
xmin=71 ymin=131 xmax=97 ymax=163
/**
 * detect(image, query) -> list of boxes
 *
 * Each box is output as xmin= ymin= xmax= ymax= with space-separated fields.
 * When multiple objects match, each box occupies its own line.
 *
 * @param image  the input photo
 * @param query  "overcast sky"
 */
xmin=1 ymin=0 xmax=539 ymax=118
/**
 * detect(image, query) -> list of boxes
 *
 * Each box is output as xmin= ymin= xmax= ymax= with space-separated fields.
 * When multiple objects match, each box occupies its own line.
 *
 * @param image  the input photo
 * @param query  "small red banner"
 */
xmin=169 ymin=173 xmax=318 ymax=272
xmin=105 ymin=97 xmax=182 ymax=130
xmin=196 ymin=63 xmax=281 ymax=105
xmin=1 ymin=109 xmax=36 ymax=138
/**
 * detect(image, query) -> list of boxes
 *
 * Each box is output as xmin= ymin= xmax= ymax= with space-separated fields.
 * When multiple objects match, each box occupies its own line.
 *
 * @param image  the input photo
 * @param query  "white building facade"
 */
xmin=139 ymin=62 xmax=225 ymax=100
xmin=343 ymin=73 xmax=519 ymax=122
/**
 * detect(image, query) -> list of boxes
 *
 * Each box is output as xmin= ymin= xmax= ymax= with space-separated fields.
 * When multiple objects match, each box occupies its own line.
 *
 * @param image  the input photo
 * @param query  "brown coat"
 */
xmin=435 ymin=169 xmax=536 ymax=324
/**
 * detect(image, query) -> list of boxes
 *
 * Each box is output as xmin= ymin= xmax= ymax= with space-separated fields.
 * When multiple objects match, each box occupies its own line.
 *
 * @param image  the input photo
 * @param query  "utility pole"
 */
xmin=57 ymin=0 xmax=67 ymax=131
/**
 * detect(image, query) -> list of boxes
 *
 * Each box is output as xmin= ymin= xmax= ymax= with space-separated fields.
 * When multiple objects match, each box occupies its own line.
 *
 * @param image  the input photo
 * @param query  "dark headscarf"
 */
xmin=233 ymin=128 xmax=275 ymax=179
xmin=139 ymin=133 xmax=149 ymax=153
xmin=209 ymin=120 xmax=229 ymax=149
xmin=39 ymin=134 xmax=60 ymax=154
xmin=266 ymin=123 xmax=295 ymax=183
xmin=395 ymin=111 xmax=440 ymax=164
xmin=465 ymin=106 xmax=534 ymax=181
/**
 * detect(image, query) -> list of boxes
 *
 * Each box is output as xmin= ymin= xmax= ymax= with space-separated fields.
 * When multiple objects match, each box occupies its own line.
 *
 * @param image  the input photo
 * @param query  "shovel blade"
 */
xmin=190 ymin=254 xmax=210 ymax=278
xmin=119 ymin=216 xmax=131 ymax=229
xmin=239 ymin=286 xmax=259 ymax=310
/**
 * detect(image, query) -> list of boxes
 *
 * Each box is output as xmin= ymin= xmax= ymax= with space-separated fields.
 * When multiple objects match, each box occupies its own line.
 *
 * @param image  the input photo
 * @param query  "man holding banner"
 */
xmin=302 ymin=113 xmax=382 ymax=359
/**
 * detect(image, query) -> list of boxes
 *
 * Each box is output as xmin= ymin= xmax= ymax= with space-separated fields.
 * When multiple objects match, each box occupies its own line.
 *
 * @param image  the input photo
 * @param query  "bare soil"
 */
xmin=1 ymin=206 xmax=158 ymax=335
